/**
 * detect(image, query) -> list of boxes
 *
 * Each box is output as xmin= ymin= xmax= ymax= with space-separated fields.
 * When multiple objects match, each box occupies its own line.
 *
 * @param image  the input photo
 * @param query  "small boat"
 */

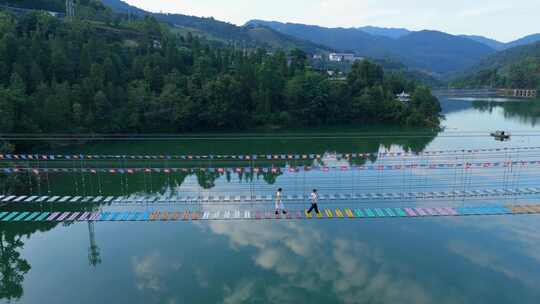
xmin=491 ymin=131 xmax=510 ymax=140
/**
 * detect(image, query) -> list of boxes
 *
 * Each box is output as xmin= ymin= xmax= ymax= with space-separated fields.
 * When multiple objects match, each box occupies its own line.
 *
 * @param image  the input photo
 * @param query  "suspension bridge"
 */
xmin=2 ymin=142 xmax=540 ymax=223
xmin=433 ymin=88 xmax=538 ymax=99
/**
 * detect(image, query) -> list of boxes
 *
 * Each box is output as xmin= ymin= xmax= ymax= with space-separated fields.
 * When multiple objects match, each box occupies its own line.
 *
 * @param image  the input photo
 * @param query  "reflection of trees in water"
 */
xmin=1 ymin=174 xmax=103 ymax=301
xmin=0 ymin=221 xmax=62 ymax=301
xmin=473 ymin=100 xmax=540 ymax=126
xmin=39 ymin=131 xmax=439 ymax=195
xmin=88 ymin=222 xmax=101 ymax=267
xmin=0 ymin=230 xmax=31 ymax=301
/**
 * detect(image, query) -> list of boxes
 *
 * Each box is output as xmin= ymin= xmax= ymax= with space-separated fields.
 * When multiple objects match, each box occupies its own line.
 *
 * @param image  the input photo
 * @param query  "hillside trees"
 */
xmin=0 ymin=9 xmax=440 ymax=142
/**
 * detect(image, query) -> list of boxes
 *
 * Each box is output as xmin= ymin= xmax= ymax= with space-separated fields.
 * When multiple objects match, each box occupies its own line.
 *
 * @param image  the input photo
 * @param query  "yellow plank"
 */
xmin=305 ymin=209 xmax=313 ymax=219
xmin=345 ymin=208 xmax=354 ymax=218
xmin=506 ymin=206 xmax=521 ymax=214
xmin=521 ymin=206 xmax=537 ymax=214
xmin=316 ymin=211 xmax=323 ymax=219
xmin=512 ymin=206 xmax=528 ymax=214
xmin=324 ymin=209 xmax=334 ymax=218
xmin=160 ymin=212 xmax=169 ymax=221
xmin=335 ymin=209 xmax=344 ymax=218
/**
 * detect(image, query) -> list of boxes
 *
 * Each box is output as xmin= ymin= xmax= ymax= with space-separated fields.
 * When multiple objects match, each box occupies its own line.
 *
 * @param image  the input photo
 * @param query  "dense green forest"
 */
xmin=0 ymin=3 xmax=440 ymax=142
xmin=1 ymin=0 xmax=65 ymax=12
xmin=452 ymin=42 xmax=540 ymax=89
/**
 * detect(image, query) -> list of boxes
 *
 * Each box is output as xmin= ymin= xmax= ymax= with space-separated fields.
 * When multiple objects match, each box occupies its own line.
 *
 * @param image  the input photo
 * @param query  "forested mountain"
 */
xmin=393 ymin=31 xmax=495 ymax=75
xmin=246 ymin=20 xmax=496 ymax=77
xmin=100 ymin=0 xmax=331 ymax=54
xmin=247 ymin=20 xmax=392 ymax=53
xmin=358 ymin=26 xmax=411 ymax=39
xmin=0 ymin=3 xmax=441 ymax=146
xmin=504 ymin=34 xmax=540 ymax=50
xmin=459 ymin=35 xmax=505 ymax=50
xmin=452 ymin=42 xmax=540 ymax=89
xmin=0 ymin=0 xmax=65 ymax=11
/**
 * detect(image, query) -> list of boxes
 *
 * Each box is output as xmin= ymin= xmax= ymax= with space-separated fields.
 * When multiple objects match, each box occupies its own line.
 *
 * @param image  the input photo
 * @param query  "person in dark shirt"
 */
xmin=307 ymin=189 xmax=320 ymax=215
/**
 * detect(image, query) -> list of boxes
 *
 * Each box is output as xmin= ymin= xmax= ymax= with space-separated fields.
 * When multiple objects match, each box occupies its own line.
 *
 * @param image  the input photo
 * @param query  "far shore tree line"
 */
xmin=0 ymin=8 xmax=441 ymax=141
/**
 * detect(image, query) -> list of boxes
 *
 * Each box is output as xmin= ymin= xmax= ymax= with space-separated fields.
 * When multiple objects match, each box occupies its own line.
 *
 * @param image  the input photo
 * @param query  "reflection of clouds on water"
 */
xmin=445 ymin=216 xmax=540 ymax=288
xmin=132 ymin=252 xmax=182 ymax=292
xmin=204 ymin=221 xmax=431 ymax=304
xmin=223 ymin=280 xmax=256 ymax=304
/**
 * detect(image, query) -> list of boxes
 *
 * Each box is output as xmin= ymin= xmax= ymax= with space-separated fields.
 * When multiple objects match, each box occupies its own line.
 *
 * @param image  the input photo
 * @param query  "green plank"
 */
xmin=2 ymin=212 xmax=20 ymax=221
xmin=35 ymin=212 xmax=50 ymax=221
xmin=394 ymin=208 xmax=407 ymax=217
xmin=365 ymin=209 xmax=376 ymax=217
xmin=13 ymin=212 xmax=30 ymax=222
xmin=0 ymin=212 xmax=8 ymax=220
xmin=24 ymin=212 xmax=41 ymax=221
xmin=354 ymin=209 xmax=365 ymax=218
xmin=384 ymin=208 xmax=396 ymax=217
xmin=374 ymin=208 xmax=386 ymax=217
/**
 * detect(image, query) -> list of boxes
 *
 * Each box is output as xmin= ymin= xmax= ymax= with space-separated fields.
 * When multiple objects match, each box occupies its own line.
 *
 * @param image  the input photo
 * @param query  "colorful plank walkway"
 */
xmin=1 ymin=204 xmax=540 ymax=223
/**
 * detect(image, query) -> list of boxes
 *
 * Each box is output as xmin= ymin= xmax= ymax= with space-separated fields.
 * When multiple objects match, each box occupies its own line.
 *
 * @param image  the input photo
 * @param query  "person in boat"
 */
xmin=275 ymin=188 xmax=286 ymax=215
xmin=307 ymin=189 xmax=320 ymax=215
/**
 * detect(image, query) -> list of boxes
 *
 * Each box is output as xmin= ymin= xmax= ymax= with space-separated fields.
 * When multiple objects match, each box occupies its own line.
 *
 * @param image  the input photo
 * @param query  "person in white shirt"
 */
xmin=307 ymin=189 xmax=320 ymax=215
xmin=275 ymin=188 xmax=286 ymax=215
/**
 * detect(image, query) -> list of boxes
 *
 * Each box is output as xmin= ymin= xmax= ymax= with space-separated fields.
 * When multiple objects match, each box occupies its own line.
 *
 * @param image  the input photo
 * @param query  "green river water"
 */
xmin=1 ymin=97 xmax=540 ymax=304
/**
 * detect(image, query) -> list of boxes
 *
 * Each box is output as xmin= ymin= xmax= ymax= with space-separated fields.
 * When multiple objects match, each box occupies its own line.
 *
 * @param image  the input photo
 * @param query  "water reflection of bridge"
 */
xmin=434 ymin=89 xmax=537 ymax=99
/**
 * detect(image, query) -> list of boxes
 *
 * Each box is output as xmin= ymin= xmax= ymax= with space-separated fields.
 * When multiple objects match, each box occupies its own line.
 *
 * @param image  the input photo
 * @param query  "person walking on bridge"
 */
xmin=307 ymin=189 xmax=320 ymax=215
xmin=275 ymin=188 xmax=286 ymax=215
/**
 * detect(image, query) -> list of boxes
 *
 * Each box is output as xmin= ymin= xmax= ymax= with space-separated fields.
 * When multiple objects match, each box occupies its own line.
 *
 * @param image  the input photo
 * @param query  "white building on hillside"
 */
xmin=396 ymin=91 xmax=411 ymax=103
xmin=329 ymin=53 xmax=364 ymax=62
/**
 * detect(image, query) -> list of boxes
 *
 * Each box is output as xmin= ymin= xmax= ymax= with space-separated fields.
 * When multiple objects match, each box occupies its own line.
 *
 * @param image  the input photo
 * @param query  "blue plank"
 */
xmin=24 ymin=212 xmax=41 ymax=221
xmin=384 ymin=208 xmax=396 ymax=217
xmin=0 ymin=212 xmax=8 ymax=220
xmin=2 ymin=212 xmax=19 ymax=221
xmin=487 ymin=207 xmax=501 ymax=215
xmin=374 ymin=208 xmax=386 ymax=217
xmin=138 ymin=212 xmax=150 ymax=221
xmin=119 ymin=212 xmax=131 ymax=221
xmin=394 ymin=208 xmax=407 ymax=217
xmin=474 ymin=208 xmax=487 ymax=215
xmin=456 ymin=208 xmax=469 ymax=215
xmin=13 ymin=212 xmax=30 ymax=222
xmin=365 ymin=209 xmax=376 ymax=218
xmin=99 ymin=212 xmax=111 ymax=221
xmin=479 ymin=207 xmax=494 ymax=215
xmin=354 ymin=209 xmax=365 ymax=218
xmin=127 ymin=212 xmax=140 ymax=221
xmin=35 ymin=212 xmax=50 ymax=221
xmin=498 ymin=207 xmax=512 ymax=214
xmin=109 ymin=212 xmax=122 ymax=221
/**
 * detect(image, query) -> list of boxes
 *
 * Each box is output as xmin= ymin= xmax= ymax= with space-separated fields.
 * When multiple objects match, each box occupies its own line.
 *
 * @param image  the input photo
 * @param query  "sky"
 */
xmin=122 ymin=0 xmax=539 ymax=42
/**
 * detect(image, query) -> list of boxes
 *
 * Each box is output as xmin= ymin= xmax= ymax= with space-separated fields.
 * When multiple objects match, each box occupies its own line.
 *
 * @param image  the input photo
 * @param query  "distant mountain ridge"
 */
xmin=100 ymin=0 xmax=540 ymax=77
xmin=459 ymin=35 xmax=505 ymax=50
xmin=504 ymin=34 xmax=540 ymax=50
xmin=357 ymin=26 xmax=411 ymax=39
xmin=100 ymin=0 xmax=332 ymax=53
xmin=246 ymin=20 xmax=495 ymax=77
